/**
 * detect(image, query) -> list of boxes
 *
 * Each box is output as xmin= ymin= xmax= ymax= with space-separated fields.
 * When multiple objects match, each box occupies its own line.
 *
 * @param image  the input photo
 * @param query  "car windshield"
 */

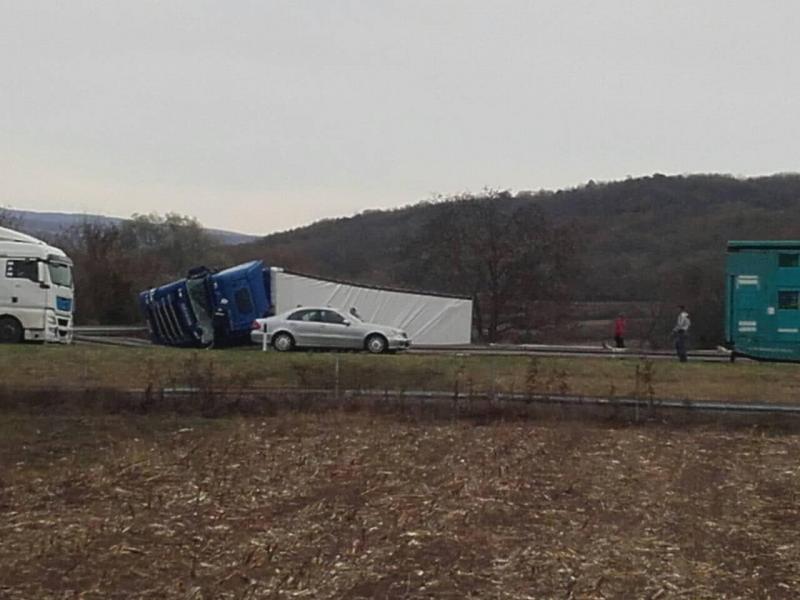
xmin=186 ymin=278 xmax=214 ymax=345
xmin=48 ymin=262 xmax=73 ymax=288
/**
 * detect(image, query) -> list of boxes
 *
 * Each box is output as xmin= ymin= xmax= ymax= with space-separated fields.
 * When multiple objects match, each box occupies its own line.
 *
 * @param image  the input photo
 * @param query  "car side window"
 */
xmin=288 ymin=309 xmax=323 ymax=322
xmin=322 ymin=310 xmax=346 ymax=324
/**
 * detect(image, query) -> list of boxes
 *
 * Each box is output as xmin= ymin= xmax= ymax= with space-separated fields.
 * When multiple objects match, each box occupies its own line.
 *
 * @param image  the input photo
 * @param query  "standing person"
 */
xmin=672 ymin=305 xmax=691 ymax=362
xmin=613 ymin=313 xmax=626 ymax=348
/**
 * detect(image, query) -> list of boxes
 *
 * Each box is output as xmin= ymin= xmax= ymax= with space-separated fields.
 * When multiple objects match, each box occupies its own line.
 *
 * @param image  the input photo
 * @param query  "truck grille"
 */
xmin=149 ymin=296 xmax=186 ymax=344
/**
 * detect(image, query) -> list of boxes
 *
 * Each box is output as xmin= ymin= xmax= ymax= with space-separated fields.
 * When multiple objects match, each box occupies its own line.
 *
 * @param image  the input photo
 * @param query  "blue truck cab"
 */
xmin=139 ymin=260 xmax=272 ymax=347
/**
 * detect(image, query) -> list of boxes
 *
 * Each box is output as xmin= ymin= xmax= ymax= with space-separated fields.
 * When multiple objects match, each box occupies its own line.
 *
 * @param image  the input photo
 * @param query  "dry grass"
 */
xmin=2 ymin=408 xmax=800 ymax=598
xmin=2 ymin=344 xmax=800 ymax=405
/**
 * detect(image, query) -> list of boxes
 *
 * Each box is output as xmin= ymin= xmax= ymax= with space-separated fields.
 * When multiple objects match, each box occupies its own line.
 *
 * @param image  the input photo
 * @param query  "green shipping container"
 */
xmin=726 ymin=241 xmax=800 ymax=361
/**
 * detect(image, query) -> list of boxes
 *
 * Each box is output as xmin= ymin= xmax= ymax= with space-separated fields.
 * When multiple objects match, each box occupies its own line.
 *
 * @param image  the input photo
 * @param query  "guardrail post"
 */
xmin=261 ymin=322 xmax=268 ymax=352
xmin=334 ymin=355 xmax=340 ymax=401
xmin=490 ymin=358 xmax=497 ymax=404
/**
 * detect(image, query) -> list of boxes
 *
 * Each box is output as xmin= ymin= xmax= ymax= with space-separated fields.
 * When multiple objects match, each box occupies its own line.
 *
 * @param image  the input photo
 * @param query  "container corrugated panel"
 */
xmin=727 ymin=241 xmax=800 ymax=361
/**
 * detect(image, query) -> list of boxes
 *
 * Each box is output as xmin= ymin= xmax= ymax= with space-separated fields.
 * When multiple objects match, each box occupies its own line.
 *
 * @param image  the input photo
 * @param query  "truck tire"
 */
xmin=365 ymin=334 xmax=387 ymax=354
xmin=272 ymin=332 xmax=295 ymax=352
xmin=0 ymin=317 xmax=23 ymax=344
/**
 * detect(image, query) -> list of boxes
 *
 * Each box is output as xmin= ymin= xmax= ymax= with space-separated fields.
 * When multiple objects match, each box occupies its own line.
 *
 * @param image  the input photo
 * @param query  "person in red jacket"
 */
xmin=613 ymin=313 xmax=626 ymax=348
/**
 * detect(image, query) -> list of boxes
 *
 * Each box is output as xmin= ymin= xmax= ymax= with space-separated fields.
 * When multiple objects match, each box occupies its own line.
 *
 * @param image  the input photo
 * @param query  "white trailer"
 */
xmin=0 ymin=226 xmax=74 ymax=343
xmin=270 ymin=269 xmax=472 ymax=345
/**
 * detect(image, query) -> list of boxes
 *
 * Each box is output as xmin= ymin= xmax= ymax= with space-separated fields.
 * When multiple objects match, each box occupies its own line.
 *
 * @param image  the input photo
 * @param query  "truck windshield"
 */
xmin=48 ymin=262 xmax=73 ymax=288
xmin=186 ymin=278 xmax=214 ymax=345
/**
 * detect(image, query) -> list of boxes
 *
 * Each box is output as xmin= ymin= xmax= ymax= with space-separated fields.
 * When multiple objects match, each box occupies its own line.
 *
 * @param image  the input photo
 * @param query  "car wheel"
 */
xmin=0 ymin=317 xmax=23 ymax=344
xmin=365 ymin=334 xmax=387 ymax=354
xmin=272 ymin=332 xmax=295 ymax=352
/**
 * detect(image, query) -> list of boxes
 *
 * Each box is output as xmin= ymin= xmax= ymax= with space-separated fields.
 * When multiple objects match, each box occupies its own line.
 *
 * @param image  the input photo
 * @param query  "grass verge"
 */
xmin=1 ymin=344 xmax=800 ymax=404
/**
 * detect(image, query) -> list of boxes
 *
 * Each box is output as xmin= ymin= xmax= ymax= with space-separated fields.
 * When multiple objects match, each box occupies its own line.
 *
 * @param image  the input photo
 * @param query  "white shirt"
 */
xmin=674 ymin=311 xmax=690 ymax=333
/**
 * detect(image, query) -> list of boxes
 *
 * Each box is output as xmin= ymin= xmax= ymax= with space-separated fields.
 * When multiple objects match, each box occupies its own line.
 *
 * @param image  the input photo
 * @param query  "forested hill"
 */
xmin=231 ymin=173 xmax=800 ymax=302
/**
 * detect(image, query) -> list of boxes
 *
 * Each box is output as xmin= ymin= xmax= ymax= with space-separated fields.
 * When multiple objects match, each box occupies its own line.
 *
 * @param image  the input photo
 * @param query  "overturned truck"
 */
xmin=139 ymin=261 xmax=472 ymax=348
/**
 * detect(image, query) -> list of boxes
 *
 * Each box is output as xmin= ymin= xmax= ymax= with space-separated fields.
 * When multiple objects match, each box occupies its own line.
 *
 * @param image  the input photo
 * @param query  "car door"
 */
xmin=321 ymin=309 xmax=363 ymax=348
xmin=286 ymin=309 xmax=325 ymax=347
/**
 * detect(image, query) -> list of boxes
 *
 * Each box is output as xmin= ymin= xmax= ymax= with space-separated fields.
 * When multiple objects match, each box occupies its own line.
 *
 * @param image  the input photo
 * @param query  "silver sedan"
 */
xmin=251 ymin=307 xmax=411 ymax=353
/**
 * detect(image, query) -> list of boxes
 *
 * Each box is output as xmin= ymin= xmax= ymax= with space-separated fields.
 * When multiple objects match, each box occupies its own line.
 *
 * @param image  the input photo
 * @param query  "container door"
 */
xmin=774 ymin=252 xmax=800 ymax=346
xmin=776 ymin=289 xmax=800 ymax=338
xmin=731 ymin=274 xmax=760 ymax=346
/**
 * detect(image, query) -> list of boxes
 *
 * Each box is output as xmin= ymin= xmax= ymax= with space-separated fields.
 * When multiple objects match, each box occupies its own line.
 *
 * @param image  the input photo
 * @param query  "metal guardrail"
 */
xmin=73 ymin=326 xmax=733 ymax=362
xmin=409 ymin=344 xmax=733 ymax=362
xmin=74 ymin=326 xmax=732 ymax=362
xmin=73 ymin=325 xmax=149 ymax=335
xmin=73 ymin=335 xmax=152 ymax=347
xmin=153 ymin=386 xmax=800 ymax=415
xmin=6 ymin=384 xmax=799 ymax=417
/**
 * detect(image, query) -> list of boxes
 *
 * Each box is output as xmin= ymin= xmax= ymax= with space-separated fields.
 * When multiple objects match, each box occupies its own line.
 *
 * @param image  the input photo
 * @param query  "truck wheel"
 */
xmin=0 ymin=317 xmax=23 ymax=344
xmin=365 ymin=334 xmax=387 ymax=354
xmin=272 ymin=332 xmax=295 ymax=352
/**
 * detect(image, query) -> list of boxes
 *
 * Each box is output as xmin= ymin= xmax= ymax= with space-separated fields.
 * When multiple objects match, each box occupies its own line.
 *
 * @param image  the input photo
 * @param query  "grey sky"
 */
xmin=2 ymin=1 xmax=798 ymax=234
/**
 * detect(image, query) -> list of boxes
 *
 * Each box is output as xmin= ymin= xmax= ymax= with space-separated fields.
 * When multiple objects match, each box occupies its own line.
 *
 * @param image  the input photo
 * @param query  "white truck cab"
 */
xmin=0 ymin=226 xmax=74 ymax=343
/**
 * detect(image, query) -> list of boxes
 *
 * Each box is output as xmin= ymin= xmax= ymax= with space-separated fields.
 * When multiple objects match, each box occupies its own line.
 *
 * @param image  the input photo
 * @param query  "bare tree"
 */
xmin=58 ymin=212 xmax=221 ymax=325
xmin=120 ymin=212 xmax=216 ymax=283
xmin=410 ymin=191 xmax=580 ymax=342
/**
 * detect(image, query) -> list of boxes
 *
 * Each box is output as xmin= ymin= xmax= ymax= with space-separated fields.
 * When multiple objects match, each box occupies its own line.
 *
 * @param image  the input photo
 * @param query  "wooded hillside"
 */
xmin=235 ymin=174 xmax=800 ymax=300
xmin=228 ymin=173 xmax=800 ymax=345
xmin=8 ymin=173 xmax=800 ymax=346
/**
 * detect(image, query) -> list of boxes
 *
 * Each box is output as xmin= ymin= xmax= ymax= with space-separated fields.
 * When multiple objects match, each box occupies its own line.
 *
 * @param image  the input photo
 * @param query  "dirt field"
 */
xmin=2 ymin=408 xmax=800 ymax=598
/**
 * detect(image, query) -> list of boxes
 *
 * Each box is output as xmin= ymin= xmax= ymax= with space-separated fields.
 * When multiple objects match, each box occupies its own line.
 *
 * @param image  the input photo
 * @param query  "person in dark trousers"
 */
xmin=672 ymin=305 xmax=691 ymax=362
xmin=613 ymin=313 xmax=626 ymax=348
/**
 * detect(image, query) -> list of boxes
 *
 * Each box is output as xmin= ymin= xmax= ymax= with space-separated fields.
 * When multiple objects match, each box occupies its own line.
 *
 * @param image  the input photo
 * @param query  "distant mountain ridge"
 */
xmin=4 ymin=209 xmax=258 ymax=245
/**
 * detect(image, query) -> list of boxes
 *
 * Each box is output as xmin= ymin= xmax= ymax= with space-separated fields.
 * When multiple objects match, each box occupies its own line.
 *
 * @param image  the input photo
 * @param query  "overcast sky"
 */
xmin=1 ymin=1 xmax=798 ymax=234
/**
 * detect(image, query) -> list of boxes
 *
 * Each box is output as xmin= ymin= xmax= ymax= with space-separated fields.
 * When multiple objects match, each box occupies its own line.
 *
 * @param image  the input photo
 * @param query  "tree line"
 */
xmin=8 ymin=173 xmax=800 ymax=346
xmin=55 ymin=214 xmax=223 ymax=324
xmin=5 ymin=198 xmax=581 ymax=342
xmin=235 ymin=174 xmax=800 ymax=346
xmin=398 ymin=191 xmax=580 ymax=342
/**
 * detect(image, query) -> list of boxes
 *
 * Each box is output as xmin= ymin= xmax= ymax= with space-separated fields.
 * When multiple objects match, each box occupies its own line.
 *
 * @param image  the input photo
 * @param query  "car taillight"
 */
xmin=251 ymin=320 xmax=263 ymax=331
